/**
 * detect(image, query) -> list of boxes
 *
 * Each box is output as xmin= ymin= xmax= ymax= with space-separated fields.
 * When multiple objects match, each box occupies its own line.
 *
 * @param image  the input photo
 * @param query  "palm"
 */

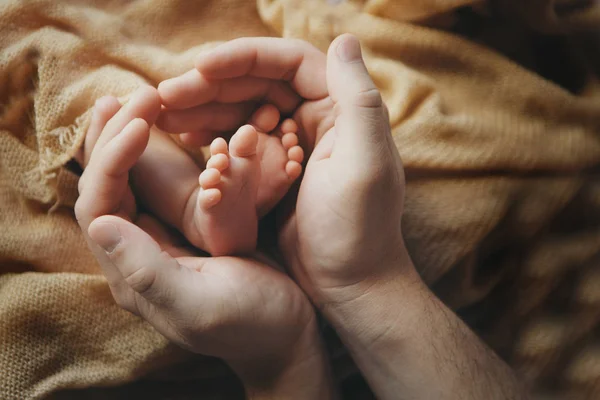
xmin=280 ymin=96 xmax=405 ymax=294
xmin=84 ymin=207 xmax=314 ymax=361
xmin=170 ymin=253 xmax=313 ymax=360
xmin=277 ymin=123 xmax=365 ymax=292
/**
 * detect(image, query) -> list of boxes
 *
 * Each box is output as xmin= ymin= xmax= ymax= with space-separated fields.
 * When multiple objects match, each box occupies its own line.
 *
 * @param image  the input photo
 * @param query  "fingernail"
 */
xmin=336 ymin=35 xmax=362 ymax=62
xmin=90 ymin=223 xmax=122 ymax=253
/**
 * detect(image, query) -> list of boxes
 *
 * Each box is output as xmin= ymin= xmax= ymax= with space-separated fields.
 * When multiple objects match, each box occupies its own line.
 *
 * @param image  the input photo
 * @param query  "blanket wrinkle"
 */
xmin=1 ymin=0 xmax=599 ymax=398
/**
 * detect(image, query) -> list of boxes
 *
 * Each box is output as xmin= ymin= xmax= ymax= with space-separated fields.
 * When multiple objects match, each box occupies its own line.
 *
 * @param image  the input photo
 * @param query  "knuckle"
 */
xmin=353 ymin=87 xmax=383 ymax=109
xmin=123 ymin=265 xmax=157 ymax=295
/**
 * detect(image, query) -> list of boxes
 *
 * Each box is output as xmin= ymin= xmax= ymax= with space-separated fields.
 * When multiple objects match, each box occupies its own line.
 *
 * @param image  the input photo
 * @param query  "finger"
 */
xmin=94 ymin=118 xmax=150 ymax=179
xmin=87 ymin=214 xmax=204 ymax=346
xmin=76 ymin=118 xmax=150 ymax=227
xmin=91 ymin=86 xmax=160 ymax=158
xmin=292 ymin=96 xmax=335 ymax=153
xmin=173 ymin=103 xmax=283 ymax=147
xmin=326 ymin=34 xmax=390 ymax=164
xmin=88 ymin=214 xmax=210 ymax=350
xmin=76 ymin=118 xmax=151 ymax=295
xmin=158 ymin=70 xmax=301 ymax=112
xmin=81 ymin=219 xmax=133 ymax=301
xmin=79 ymin=97 xmax=120 ymax=189
xmin=156 ymin=102 xmax=255 ymax=134
xmin=84 ymin=96 xmax=121 ymax=167
xmin=195 ymin=37 xmax=328 ymax=100
xmin=88 ymin=215 xmax=194 ymax=309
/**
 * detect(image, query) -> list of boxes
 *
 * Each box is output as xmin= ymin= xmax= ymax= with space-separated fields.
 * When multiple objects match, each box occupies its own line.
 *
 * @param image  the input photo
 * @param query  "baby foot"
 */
xmin=250 ymin=104 xmax=304 ymax=216
xmin=195 ymin=125 xmax=261 ymax=256
xmin=192 ymin=105 xmax=304 ymax=256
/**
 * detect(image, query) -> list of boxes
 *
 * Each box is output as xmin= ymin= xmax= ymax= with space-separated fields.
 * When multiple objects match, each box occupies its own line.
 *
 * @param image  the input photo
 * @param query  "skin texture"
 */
xmin=76 ymin=34 xmax=528 ymax=399
xmin=75 ymin=89 xmax=337 ymax=399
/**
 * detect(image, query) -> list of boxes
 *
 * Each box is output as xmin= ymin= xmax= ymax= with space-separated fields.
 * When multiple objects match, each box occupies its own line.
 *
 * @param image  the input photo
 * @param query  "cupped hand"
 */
xmin=280 ymin=34 xmax=409 ymax=302
xmin=74 ymin=97 xmax=319 ymax=379
xmin=156 ymin=37 xmax=332 ymax=157
xmin=158 ymin=35 xmax=414 ymax=306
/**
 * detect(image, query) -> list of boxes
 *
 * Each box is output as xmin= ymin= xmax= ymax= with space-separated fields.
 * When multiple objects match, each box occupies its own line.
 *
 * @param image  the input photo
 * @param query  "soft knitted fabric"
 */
xmin=1 ymin=0 xmax=599 ymax=399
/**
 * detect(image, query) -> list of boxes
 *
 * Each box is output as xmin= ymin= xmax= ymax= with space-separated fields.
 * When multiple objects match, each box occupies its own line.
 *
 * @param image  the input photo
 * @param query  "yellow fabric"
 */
xmin=1 ymin=0 xmax=599 ymax=398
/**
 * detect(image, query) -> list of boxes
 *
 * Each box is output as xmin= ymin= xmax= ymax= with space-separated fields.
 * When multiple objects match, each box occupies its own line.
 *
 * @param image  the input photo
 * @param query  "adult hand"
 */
xmin=74 ymin=96 xmax=336 ymax=399
xmin=76 ymin=86 xmax=203 ymax=251
xmin=278 ymin=35 xmax=408 ymax=302
xmin=162 ymin=34 xmax=528 ymax=400
xmin=157 ymin=35 xmax=409 ymax=305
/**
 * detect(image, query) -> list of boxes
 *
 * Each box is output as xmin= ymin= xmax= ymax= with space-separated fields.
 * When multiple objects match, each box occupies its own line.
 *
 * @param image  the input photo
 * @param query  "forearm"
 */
xmin=322 ymin=252 xmax=528 ymax=400
xmin=229 ymin=320 xmax=339 ymax=400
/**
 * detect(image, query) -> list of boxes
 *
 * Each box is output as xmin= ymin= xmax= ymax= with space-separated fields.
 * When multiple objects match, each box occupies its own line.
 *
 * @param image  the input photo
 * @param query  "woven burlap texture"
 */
xmin=1 ymin=0 xmax=599 ymax=399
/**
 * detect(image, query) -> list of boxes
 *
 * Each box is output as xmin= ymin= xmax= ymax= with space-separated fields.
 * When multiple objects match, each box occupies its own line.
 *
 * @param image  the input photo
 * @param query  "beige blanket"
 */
xmin=1 ymin=0 xmax=599 ymax=398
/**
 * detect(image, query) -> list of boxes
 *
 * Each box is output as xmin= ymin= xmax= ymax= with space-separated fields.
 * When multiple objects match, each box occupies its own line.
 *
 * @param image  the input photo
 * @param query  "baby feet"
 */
xmin=194 ymin=106 xmax=303 ymax=256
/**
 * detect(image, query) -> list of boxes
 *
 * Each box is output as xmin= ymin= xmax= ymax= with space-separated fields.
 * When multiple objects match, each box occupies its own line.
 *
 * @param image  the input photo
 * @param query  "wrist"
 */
xmin=319 ymin=255 xmax=528 ymax=399
xmin=228 ymin=318 xmax=338 ymax=400
xmin=319 ymin=243 xmax=421 ymax=309
xmin=320 ymin=247 xmax=430 ymax=347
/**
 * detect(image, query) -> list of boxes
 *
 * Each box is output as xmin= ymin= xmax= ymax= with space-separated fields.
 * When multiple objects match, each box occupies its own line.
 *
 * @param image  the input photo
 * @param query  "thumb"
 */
xmin=326 ymin=34 xmax=389 ymax=164
xmin=88 ymin=215 xmax=196 ymax=314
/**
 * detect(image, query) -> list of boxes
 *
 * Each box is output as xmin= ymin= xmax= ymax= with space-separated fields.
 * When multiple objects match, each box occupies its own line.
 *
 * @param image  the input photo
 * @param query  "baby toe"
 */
xmin=280 ymin=118 xmax=298 ymax=134
xmin=281 ymin=132 xmax=299 ymax=150
xmin=198 ymin=188 xmax=222 ymax=210
xmin=210 ymin=137 xmax=229 ymax=156
xmin=199 ymin=168 xmax=221 ymax=189
xmin=206 ymin=153 xmax=229 ymax=172
xmin=251 ymin=104 xmax=280 ymax=133
xmin=287 ymin=145 xmax=304 ymax=163
xmin=285 ymin=160 xmax=302 ymax=181
xmin=229 ymin=125 xmax=258 ymax=158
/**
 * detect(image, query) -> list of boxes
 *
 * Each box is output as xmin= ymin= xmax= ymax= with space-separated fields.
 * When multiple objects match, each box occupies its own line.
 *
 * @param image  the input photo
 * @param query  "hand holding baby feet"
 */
xmin=190 ymin=105 xmax=304 ymax=256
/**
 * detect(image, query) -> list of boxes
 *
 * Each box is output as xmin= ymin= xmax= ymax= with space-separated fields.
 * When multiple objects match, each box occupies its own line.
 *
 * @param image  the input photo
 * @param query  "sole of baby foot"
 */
xmin=254 ymin=115 xmax=304 ymax=217
xmin=194 ymin=125 xmax=260 ymax=256
xmin=248 ymin=104 xmax=304 ymax=217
